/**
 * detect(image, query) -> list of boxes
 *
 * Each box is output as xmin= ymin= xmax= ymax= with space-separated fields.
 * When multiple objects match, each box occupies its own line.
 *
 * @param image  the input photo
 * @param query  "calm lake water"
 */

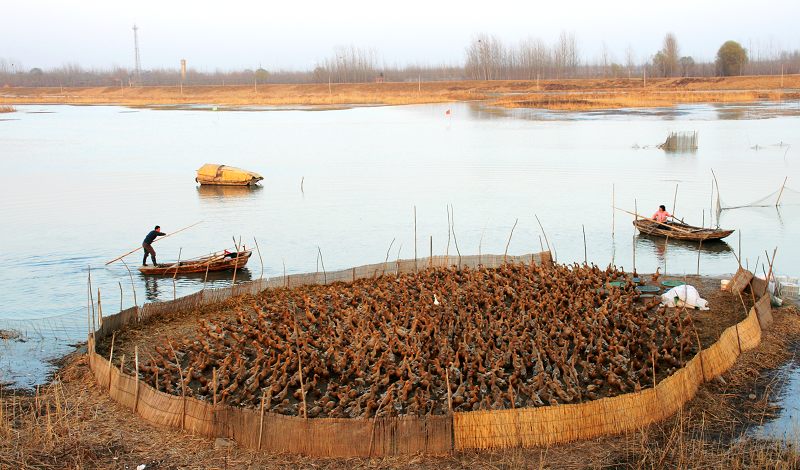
xmin=1 ymin=100 xmax=799 ymax=388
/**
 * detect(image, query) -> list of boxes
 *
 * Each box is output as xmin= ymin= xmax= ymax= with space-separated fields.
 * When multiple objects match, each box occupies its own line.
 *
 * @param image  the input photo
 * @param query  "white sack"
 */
xmin=661 ymin=284 xmax=709 ymax=310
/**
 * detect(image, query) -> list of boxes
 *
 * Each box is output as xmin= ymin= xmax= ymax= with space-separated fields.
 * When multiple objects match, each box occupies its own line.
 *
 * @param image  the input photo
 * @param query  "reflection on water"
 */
xmin=636 ymin=233 xmax=733 ymax=269
xmin=196 ymin=184 xmax=264 ymax=199
xmin=142 ymin=268 xmax=254 ymax=301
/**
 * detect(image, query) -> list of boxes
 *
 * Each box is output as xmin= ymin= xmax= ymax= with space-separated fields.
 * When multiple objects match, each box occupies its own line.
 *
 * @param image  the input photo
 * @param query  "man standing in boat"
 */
xmin=142 ymin=225 xmax=166 ymax=266
xmin=651 ymin=205 xmax=672 ymax=224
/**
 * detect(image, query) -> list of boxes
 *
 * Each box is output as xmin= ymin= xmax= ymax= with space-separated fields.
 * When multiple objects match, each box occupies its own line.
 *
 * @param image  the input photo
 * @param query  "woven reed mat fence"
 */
xmin=87 ymin=253 xmax=771 ymax=457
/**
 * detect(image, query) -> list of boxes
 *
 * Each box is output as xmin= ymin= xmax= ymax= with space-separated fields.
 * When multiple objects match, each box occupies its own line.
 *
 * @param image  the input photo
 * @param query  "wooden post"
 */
xmin=212 ymin=367 xmax=217 ymax=406
xmin=651 ymin=352 xmax=657 ymax=390
xmin=231 ymin=236 xmax=241 ymax=286
xmin=88 ymin=267 xmax=96 ymax=335
xmin=632 ymin=234 xmax=637 ymax=272
xmin=445 ymin=367 xmax=453 ymax=413
xmin=696 ymin=239 xmax=702 ymax=275
xmin=429 ymin=235 xmax=433 ymax=267
xmin=612 ymin=184 xmax=615 ymax=237
xmin=97 ymin=288 xmax=103 ymax=328
xmin=672 ymin=183 xmax=679 ymax=216
xmin=317 ymin=246 xmax=327 ymax=285
xmin=118 ymin=281 xmax=123 ymax=312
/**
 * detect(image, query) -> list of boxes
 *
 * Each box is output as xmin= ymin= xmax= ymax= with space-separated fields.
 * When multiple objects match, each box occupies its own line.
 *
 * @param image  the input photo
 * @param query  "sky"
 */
xmin=3 ymin=0 xmax=799 ymax=71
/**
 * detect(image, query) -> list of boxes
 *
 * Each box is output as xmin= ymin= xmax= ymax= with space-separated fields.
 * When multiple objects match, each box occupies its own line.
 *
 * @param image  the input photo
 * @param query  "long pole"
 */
xmin=612 ymin=184 xmax=615 ymax=237
xmin=672 ymin=184 xmax=679 ymax=216
xmin=775 ymin=176 xmax=788 ymax=207
xmin=613 ymin=207 xmax=695 ymax=234
xmin=105 ymin=221 xmax=203 ymax=265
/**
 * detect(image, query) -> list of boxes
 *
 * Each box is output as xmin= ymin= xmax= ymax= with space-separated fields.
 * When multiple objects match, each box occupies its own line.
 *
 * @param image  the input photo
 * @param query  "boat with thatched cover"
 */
xmin=195 ymin=164 xmax=263 ymax=186
xmin=138 ymin=250 xmax=252 ymax=275
xmin=633 ymin=219 xmax=734 ymax=242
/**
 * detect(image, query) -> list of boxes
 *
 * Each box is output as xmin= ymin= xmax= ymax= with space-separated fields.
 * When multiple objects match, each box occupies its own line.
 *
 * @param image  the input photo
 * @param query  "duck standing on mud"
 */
xmin=142 ymin=225 xmax=166 ymax=266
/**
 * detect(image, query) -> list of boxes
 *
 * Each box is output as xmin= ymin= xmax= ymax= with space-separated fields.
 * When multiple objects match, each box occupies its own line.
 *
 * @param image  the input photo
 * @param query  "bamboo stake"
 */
xmin=108 ymin=332 xmax=116 ymax=391
xmin=231 ymin=236 xmax=241 ymax=286
xmin=582 ymin=224 xmax=588 ymax=265
xmin=169 ymin=342 xmax=186 ymax=429
xmin=118 ymin=281 xmax=123 ymax=312
xmin=695 ymin=332 xmax=706 ymax=382
xmin=120 ymin=259 xmax=138 ymax=312
xmin=413 ymin=205 xmax=418 ymax=272
xmin=97 ymin=288 xmax=103 ymax=327
xmin=633 ymin=234 xmax=636 ymax=272
xmin=212 ymin=367 xmax=217 ymax=406
xmin=696 ymin=239 xmax=702 ymax=275
xmin=738 ymin=232 xmax=742 ymax=268
xmin=105 ymin=221 xmax=202 ymax=265
xmin=253 ymin=237 xmax=264 ymax=280
xmin=88 ymin=267 xmax=96 ymax=335
xmin=534 ymin=214 xmax=551 ymax=253
xmin=775 ymin=176 xmax=788 ymax=206
xmin=710 ymin=178 xmax=715 ymax=228
xmin=445 ymin=367 xmax=453 ymax=413
xmin=429 ymin=235 xmax=433 ymax=267
xmin=317 ymin=246 xmax=327 ymax=285
xmin=445 ymin=205 xmax=451 ymax=260
xmin=612 ymin=184 xmax=615 ymax=237
xmin=258 ymin=390 xmax=266 ymax=451
xmin=134 ymin=345 xmax=140 ymax=413
xmin=173 ymin=247 xmax=182 ymax=301
xmin=203 ymin=254 xmax=211 ymax=292
xmin=504 ymin=218 xmax=518 ymax=263
xmin=664 ymin=236 xmax=669 ymax=275
xmin=450 ymin=204 xmax=461 ymax=265
xmin=672 ymin=183 xmax=679 ymax=216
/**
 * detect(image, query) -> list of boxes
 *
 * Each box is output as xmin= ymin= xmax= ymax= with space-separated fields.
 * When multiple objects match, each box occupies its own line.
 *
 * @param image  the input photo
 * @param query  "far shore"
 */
xmin=1 ymin=75 xmax=799 ymax=111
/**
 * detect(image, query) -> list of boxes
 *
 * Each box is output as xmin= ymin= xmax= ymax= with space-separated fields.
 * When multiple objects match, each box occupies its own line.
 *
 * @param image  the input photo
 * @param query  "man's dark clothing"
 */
xmin=142 ymin=230 xmax=166 ymax=265
xmin=143 ymin=230 xmax=166 ymax=245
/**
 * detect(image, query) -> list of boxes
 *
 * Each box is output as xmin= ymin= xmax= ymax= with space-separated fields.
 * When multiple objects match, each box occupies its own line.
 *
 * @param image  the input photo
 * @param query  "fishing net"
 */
xmin=717 ymin=179 xmax=799 ymax=211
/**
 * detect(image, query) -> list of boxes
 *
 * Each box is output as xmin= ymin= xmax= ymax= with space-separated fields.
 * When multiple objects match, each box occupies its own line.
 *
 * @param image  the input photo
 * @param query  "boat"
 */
xmin=195 ymin=163 xmax=263 ymax=186
xmin=138 ymin=250 xmax=253 ymax=275
xmin=633 ymin=219 xmax=734 ymax=242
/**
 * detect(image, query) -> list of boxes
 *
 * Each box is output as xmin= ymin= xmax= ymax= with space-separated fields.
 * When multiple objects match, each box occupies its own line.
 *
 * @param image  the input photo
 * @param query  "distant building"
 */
xmin=375 ymin=72 xmax=384 ymax=83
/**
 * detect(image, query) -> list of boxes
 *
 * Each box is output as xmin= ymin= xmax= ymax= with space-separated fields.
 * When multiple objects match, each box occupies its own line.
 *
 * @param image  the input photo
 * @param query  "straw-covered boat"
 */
xmin=195 ymin=163 xmax=263 ymax=186
xmin=138 ymin=250 xmax=253 ymax=275
xmin=633 ymin=219 xmax=734 ymax=241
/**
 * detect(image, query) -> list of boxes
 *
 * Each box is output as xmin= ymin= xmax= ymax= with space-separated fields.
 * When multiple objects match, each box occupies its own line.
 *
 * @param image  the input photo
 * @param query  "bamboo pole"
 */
xmin=118 ymin=281 xmax=123 ymax=312
xmin=582 ymin=224 xmax=588 ymax=265
xmin=696 ymin=239 xmax=702 ymax=275
xmin=120 ymin=259 xmax=138 ymax=312
xmin=253 ymin=237 xmax=264 ymax=280
xmin=633 ymin=234 xmax=636 ymax=273
xmin=212 ymin=367 xmax=217 ymax=406
xmin=450 ymin=204 xmax=461 ymax=265
xmin=172 ymin=247 xmax=182 ymax=301
xmin=134 ymin=345 xmax=140 ymax=413
xmin=108 ymin=332 xmax=116 ymax=391
xmin=413 ymin=205 xmax=418 ymax=272
xmin=258 ymin=390 xmax=266 ymax=451
xmin=317 ymin=246 xmax=327 ymax=285
xmin=169 ymin=343 xmax=186 ymax=429
xmin=105 ymin=221 xmax=202 ymax=265
xmin=88 ymin=267 xmax=96 ymax=335
xmin=775 ymin=176 xmax=788 ymax=207
xmin=445 ymin=367 xmax=453 ymax=413
xmin=672 ymin=183 xmax=679 ymax=216
xmin=612 ymin=184 xmax=615 ymax=237
xmin=97 ymin=288 xmax=103 ymax=327
xmin=446 ymin=205 xmax=451 ymax=260
xmin=503 ymin=218 xmax=518 ymax=263
xmin=430 ymin=235 xmax=433 ymax=268
xmin=231 ymin=236 xmax=241 ymax=286
xmin=534 ymin=214 xmax=551 ymax=253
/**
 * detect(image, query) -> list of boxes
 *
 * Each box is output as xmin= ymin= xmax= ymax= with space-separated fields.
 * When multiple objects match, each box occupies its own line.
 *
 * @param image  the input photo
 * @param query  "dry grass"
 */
xmin=3 ymin=305 xmax=799 ymax=468
xmin=1 ymin=75 xmax=798 ymax=111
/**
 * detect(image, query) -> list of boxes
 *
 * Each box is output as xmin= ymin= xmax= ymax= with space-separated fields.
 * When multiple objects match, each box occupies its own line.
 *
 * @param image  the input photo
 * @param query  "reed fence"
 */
xmin=86 ymin=253 xmax=772 ymax=457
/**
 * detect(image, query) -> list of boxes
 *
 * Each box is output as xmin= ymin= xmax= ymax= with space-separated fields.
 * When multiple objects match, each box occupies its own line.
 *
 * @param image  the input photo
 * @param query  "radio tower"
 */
xmin=132 ymin=24 xmax=142 ymax=85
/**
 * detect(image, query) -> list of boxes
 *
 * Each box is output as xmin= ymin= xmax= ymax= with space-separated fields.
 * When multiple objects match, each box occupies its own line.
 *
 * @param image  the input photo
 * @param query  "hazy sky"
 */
xmin=3 ymin=0 xmax=799 ymax=71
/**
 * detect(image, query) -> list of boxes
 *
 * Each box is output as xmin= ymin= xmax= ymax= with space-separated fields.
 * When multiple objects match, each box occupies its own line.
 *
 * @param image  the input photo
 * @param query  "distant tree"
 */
xmin=679 ymin=56 xmax=695 ymax=76
xmin=716 ymin=41 xmax=748 ymax=76
xmin=29 ymin=67 xmax=43 ymax=75
xmin=654 ymin=33 xmax=680 ymax=77
xmin=255 ymin=67 xmax=269 ymax=83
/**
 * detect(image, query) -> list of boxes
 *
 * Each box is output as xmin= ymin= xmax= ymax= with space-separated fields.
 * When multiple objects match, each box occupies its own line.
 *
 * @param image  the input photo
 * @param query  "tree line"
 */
xmin=0 ymin=33 xmax=796 ymax=87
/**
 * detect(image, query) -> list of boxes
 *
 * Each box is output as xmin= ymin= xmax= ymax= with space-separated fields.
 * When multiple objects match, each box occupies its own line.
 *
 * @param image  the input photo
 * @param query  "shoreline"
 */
xmin=2 ymin=75 xmax=800 ymax=111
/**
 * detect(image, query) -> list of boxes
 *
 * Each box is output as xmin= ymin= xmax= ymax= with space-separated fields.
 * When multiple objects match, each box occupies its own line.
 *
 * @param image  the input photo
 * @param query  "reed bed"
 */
xmin=1 ymin=74 xmax=798 ymax=111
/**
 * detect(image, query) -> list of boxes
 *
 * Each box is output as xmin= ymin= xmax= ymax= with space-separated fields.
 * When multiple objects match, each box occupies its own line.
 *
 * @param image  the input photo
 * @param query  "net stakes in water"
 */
xmin=658 ymin=131 xmax=698 ymax=152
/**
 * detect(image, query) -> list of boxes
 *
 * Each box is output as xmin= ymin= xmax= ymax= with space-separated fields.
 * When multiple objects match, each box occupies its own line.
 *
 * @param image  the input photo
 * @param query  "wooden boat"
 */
xmin=195 ymin=163 xmax=263 ymax=186
xmin=633 ymin=219 xmax=734 ymax=241
xmin=138 ymin=250 xmax=253 ymax=275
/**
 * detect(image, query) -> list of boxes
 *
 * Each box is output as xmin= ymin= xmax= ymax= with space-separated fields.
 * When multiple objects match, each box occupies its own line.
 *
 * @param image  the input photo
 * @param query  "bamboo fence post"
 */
xmin=664 ymin=236 xmax=669 ymax=275
xmin=352 ymin=267 xmax=356 ymax=282
xmin=504 ymin=218 xmax=518 ymax=264
xmin=738 ymin=232 xmax=742 ymax=268
xmin=231 ymin=237 xmax=241 ymax=286
xmin=108 ymin=332 xmax=116 ymax=391
xmin=282 ymin=259 xmax=287 ymax=287
xmin=317 ymin=246 xmax=327 ymax=285
xmin=582 ymin=224 xmax=587 ymax=265
xmin=765 ymin=247 xmax=778 ymax=290
xmin=446 ymin=205 xmax=451 ymax=261
xmin=445 ymin=367 xmax=453 ymax=413
xmin=258 ymin=390 xmax=266 ymax=451
xmin=413 ymin=205 xmax=417 ymax=272
xmin=86 ymin=278 xmax=92 ymax=341
xmin=202 ymin=254 xmax=211 ymax=293
xmin=430 ymin=235 xmax=433 ymax=268
xmin=696 ymin=239 xmax=702 ymax=275
xmin=534 ymin=214 xmax=552 ymax=253
xmin=169 ymin=343 xmax=186 ymax=429
xmin=632 ymin=234 xmax=637 ymax=273
xmin=450 ymin=204 xmax=462 ymax=266
xmin=383 ymin=238 xmax=395 ymax=275
xmin=539 ymin=235 xmax=544 ymax=253
xmin=120 ymin=354 xmax=125 ymax=374
xmin=710 ymin=178 xmax=715 ymax=228
xmin=253 ymin=237 xmax=264 ymax=281
xmin=120 ymin=259 xmax=138 ymax=313
xmin=172 ymin=247 xmax=182 ymax=300
xmin=118 ymin=281 xmax=123 ymax=312
xmin=293 ymin=319 xmax=308 ymax=419
xmin=212 ymin=367 xmax=217 ymax=406
xmin=88 ymin=267 xmax=96 ymax=336
xmin=134 ymin=345 xmax=140 ymax=413
xmin=97 ymin=288 xmax=103 ymax=328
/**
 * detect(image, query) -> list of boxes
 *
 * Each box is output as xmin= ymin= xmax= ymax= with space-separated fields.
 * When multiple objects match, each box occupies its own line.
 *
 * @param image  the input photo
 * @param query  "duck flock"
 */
xmin=138 ymin=262 xmax=697 ymax=418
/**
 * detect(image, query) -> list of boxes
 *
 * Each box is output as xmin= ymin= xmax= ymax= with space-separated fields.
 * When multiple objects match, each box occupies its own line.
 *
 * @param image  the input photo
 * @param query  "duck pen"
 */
xmin=84 ymin=251 xmax=773 ymax=457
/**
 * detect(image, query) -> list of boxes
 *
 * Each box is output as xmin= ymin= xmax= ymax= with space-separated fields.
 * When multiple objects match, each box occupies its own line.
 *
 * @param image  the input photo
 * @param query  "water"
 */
xmin=1 ymin=101 xmax=799 ymax=388
xmin=751 ymin=361 xmax=800 ymax=444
